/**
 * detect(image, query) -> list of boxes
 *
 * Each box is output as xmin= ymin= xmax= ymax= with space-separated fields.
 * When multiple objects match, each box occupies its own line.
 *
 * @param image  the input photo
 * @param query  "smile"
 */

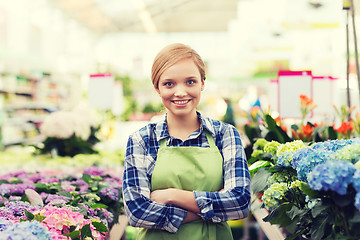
xmin=172 ymin=100 xmax=190 ymax=105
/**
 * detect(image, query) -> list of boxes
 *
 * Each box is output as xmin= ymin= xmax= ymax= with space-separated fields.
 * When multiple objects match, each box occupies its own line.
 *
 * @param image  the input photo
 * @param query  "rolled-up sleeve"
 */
xmin=193 ymin=125 xmax=251 ymax=222
xmin=122 ymin=132 xmax=187 ymax=233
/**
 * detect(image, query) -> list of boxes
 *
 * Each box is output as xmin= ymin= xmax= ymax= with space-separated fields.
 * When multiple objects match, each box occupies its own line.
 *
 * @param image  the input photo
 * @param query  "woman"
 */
xmin=122 ymin=43 xmax=251 ymax=239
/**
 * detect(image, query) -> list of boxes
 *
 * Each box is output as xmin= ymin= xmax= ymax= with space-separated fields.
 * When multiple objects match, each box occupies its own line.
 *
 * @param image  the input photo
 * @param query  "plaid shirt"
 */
xmin=122 ymin=112 xmax=251 ymax=233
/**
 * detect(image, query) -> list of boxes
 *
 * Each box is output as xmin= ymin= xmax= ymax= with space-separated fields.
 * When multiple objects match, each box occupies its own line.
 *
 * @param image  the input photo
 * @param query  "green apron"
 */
xmin=137 ymin=132 xmax=233 ymax=240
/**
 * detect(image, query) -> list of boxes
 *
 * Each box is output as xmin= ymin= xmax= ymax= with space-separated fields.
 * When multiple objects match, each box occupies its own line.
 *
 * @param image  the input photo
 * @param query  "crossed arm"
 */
xmin=150 ymin=188 xmax=201 ymax=223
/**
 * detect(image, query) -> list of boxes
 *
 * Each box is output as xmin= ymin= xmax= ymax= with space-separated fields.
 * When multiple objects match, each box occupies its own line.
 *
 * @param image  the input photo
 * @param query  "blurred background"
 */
xmin=1 ymin=0 xmax=360 ymax=239
xmin=1 ymin=0 xmax=359 ymax=149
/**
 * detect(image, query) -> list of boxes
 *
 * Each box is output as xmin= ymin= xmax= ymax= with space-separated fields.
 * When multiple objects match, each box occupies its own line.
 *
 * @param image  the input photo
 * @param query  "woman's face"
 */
xmin=157 ymin=58 xmax=204 ymax=119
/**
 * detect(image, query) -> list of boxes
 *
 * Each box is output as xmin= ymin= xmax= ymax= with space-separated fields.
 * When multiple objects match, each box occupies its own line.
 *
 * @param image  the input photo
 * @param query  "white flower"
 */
xmin=40 ymin=111 xmax=75 ymax=139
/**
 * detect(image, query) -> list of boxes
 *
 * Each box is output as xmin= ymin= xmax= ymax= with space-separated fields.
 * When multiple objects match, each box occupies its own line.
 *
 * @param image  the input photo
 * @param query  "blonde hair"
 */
xmin=151 ymin=43 xmax=206 ymax=89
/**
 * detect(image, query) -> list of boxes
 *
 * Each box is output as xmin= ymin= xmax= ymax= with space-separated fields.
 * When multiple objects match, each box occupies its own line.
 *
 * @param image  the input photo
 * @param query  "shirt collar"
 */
xmin=155 ymin=111 xmax=215 ymax=142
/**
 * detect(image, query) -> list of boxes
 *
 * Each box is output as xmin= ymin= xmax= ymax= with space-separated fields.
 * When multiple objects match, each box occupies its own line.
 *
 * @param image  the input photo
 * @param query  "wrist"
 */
xmin=168 ymin=188 xmax=178 ymax=205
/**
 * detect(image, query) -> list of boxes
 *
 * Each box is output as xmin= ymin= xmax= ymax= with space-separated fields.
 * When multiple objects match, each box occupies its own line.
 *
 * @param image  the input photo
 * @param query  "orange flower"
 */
xmin=334 ymin=121 xmax=353 ymax=135
xmin=300 ymin=94 xmax=314 ymax=107
xmin=302 ymin=124 xmax=314 ymax=136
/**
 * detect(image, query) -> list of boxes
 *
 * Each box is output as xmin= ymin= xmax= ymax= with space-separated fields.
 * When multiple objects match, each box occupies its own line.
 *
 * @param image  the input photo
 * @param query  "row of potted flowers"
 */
xmin=0 ymin=166 xmax=123 ymax=239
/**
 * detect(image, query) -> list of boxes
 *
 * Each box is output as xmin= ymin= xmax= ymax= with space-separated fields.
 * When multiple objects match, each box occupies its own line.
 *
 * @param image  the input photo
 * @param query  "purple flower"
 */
xmin=100 ymin=187 xmax=119 ymax=201
xmin=42 ymin=193 xmax=70 ymax=205
xmin=83 ymin=166 xmax=105 ymax=176
xmin=0 ymin=183 xmax=35 ymax=195
xmin=308 ymin=160 xmax=355 ymax=195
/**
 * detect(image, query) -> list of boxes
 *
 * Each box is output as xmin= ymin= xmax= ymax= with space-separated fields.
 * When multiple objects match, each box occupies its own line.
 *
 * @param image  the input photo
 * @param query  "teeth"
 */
xmin=174 ymin=100 xmax=188 ymax=104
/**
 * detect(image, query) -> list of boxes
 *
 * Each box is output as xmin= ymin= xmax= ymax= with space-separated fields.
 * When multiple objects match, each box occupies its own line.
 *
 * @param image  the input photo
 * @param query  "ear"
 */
xmin=201 ymin=80 xmax=205 ymax=91
xmin=155 ymin=87 xmax=160 ymax=95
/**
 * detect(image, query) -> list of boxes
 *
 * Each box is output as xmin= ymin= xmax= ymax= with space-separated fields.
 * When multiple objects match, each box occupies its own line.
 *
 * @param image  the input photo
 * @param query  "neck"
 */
xmin=166 ymin=111 xmax=200 ymax=141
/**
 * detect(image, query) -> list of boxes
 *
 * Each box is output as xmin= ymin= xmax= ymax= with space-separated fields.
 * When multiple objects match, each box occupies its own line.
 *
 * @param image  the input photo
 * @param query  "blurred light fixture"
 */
xmin=133 ymin=0 xmax=157 ymax=33
xmin=308 ymin=0 xmax=323 ymax=9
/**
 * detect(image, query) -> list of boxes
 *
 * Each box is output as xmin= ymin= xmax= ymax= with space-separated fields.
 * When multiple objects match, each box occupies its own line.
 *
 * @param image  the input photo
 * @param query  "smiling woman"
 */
xmin=122 ymin=43 xmax=251 ymax=240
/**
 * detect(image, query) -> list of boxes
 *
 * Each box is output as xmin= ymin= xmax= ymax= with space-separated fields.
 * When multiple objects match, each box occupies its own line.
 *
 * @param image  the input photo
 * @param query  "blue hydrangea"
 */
xmin=331 ymin=143 xmax=360 ymax=163
xmin=0 ymin=221 xmax=53 ymax=240
xmin=277 ymin=151 xmax=295 ymax=167
xmin=295 ymin=148 xmax=333 ymax=182
xmin=292 ymin=139 xmax=359 ymax=182
xmin=312 ymin=138 xmax=359 ymax=152
xmin=352 ymin=169 xmax=360 ymax=192
xmin=355 ymin=192 xmax=360 ymax=212
xmin=308 ymin=160 xmax=355 ymax=195
xmin=0 ymin=218 xmax=11 ymax=231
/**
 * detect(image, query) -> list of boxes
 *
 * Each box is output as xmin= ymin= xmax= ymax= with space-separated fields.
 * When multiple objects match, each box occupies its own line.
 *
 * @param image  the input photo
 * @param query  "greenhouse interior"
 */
xmin=1 ymin=0 xmax=360 ymax=239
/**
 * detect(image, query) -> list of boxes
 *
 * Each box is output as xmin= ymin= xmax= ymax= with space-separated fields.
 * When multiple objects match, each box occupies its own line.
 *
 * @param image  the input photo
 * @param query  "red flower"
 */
xmin=302 ymin=124 xmax=314 ymax=136
xmin=335 ymin=121 xmax=353 ymax=135
xmin=299 ymin=94 xmax=314 ymax=107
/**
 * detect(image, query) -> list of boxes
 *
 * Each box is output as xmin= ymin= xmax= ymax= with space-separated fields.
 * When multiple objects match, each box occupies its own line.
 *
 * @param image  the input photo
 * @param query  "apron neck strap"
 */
xmin=160 ymin=130 xmax=216 ymax=148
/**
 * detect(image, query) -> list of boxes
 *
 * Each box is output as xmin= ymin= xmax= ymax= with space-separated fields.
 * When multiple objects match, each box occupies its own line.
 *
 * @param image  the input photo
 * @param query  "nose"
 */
xmin=174 ymin=85 xmax=187 ymax=97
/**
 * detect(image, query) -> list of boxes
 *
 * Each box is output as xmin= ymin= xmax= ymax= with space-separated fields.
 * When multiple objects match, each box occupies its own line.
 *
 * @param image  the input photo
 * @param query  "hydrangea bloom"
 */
xmin=254 ymin=138 xmax=269 ymax=149
xmin=295 ymin=148 xmax=335 ymax=182
xmin=0 ymin=218 xmax=11 ymax=231
xmin=308 ymin=160 xmax=355 ymax=195
xmin=0 ymin=221 xmax=53 ymax=240
xmin=331 ymin=143 xmax=360 ymax=163
xmin=352 ymin=169 xmax=360 ymax=192
xmin=261 ymin=182 xmax=287 ymax=210
xmin=263 ymin=141 xmax=281 ymax=155
xmin=276 ymin=140 xmax=306 ymax=157
xmin=355 ymin=192 xmax=360 ymax=211
xmin=0 ymin=201 xmax=39 ymax=221
xmin=33 ymin=205 xmax=106 ymax=240
xmin=83 ymin=166 xmax=106 ymax=176
xmin=275 ymin=140 xmax=306 ymax=167
xmin=277 ymin=151 xmax=295 ymax=167
xmin=267 ymin=172 xmax=297 ymax=186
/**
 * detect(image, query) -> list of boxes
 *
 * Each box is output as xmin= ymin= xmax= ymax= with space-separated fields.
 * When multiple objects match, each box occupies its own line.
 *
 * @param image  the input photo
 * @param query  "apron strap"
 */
xmin=205 ymin=131 xmax=216 ymax=148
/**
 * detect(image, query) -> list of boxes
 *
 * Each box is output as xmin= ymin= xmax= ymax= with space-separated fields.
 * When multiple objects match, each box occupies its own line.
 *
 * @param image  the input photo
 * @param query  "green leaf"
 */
xmin=34 ymin=215 xmax=46 ymax=222
xmin=349 ymin=211 xmax=360 ymax=223
xmin=286 ymin=228 xmax=307 ymax=240
xmin=311 ymin=215 xmax=331 ymax=240
xmin=82 ymin=174 xmax=92 ymax=184
xmin=244 ymin=124 xmax=262 ymax=144
xmin=91 ymin=220 xmax=108 ymax=232
xmin=25 ymin=209 xmax=34 ymax=221
xmin=92 ymin=203 xmax=108 ymax=209
xmin=35 ymin=183 xmax=49 ymax=191
xmin=250 ymin=168 xmax=270 ymax=193
xmin=263 ymin=203 xmax=292 ymax=227
xmin=0 ymin=180 xmax=9 ymax=184
xmin=249 ymin=160 xmax=271 ymax=174
xmin=328 ymin=126 xmax=337 ymax=140
xmin=299 ymin=182 xmax=320 ymax=198
xmin=58 ymin=191 xmax=73 ymax=198
xmin=286 ymin=205 xmax=306 ymax=220
xmin=63 ymin=230 xmax=80 ymax=239
xmin=81 ymin=224 xmax=93 ymax=240
xmin=264 ymin=114 xmax=291 ymax=143
xmin=311 ymin=204 xmax=329 ymax=218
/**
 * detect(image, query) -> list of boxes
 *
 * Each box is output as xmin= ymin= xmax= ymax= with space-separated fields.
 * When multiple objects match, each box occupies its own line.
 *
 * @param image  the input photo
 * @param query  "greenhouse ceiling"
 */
xmin=48 ymin=0 xmax=240 ymax=33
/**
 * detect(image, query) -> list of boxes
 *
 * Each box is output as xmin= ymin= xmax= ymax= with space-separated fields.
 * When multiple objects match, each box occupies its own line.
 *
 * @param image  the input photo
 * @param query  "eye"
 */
xmin=163 ymin=82 xmax=174 ymax=87
xmin=187 ymin=79 xmax=196 ymax=85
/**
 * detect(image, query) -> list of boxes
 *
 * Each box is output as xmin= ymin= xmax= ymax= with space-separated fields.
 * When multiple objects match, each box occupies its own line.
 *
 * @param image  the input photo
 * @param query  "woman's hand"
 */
xmin=151 ymin=188 xmax=201 ymax=214
xmin=150 ymin=188 xmax=175 ymax=205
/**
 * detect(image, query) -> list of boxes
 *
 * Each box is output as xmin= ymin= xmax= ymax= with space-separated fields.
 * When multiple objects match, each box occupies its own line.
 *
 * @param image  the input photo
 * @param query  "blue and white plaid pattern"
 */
xmin=122 ymin=112 xmax=251 ymax=233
